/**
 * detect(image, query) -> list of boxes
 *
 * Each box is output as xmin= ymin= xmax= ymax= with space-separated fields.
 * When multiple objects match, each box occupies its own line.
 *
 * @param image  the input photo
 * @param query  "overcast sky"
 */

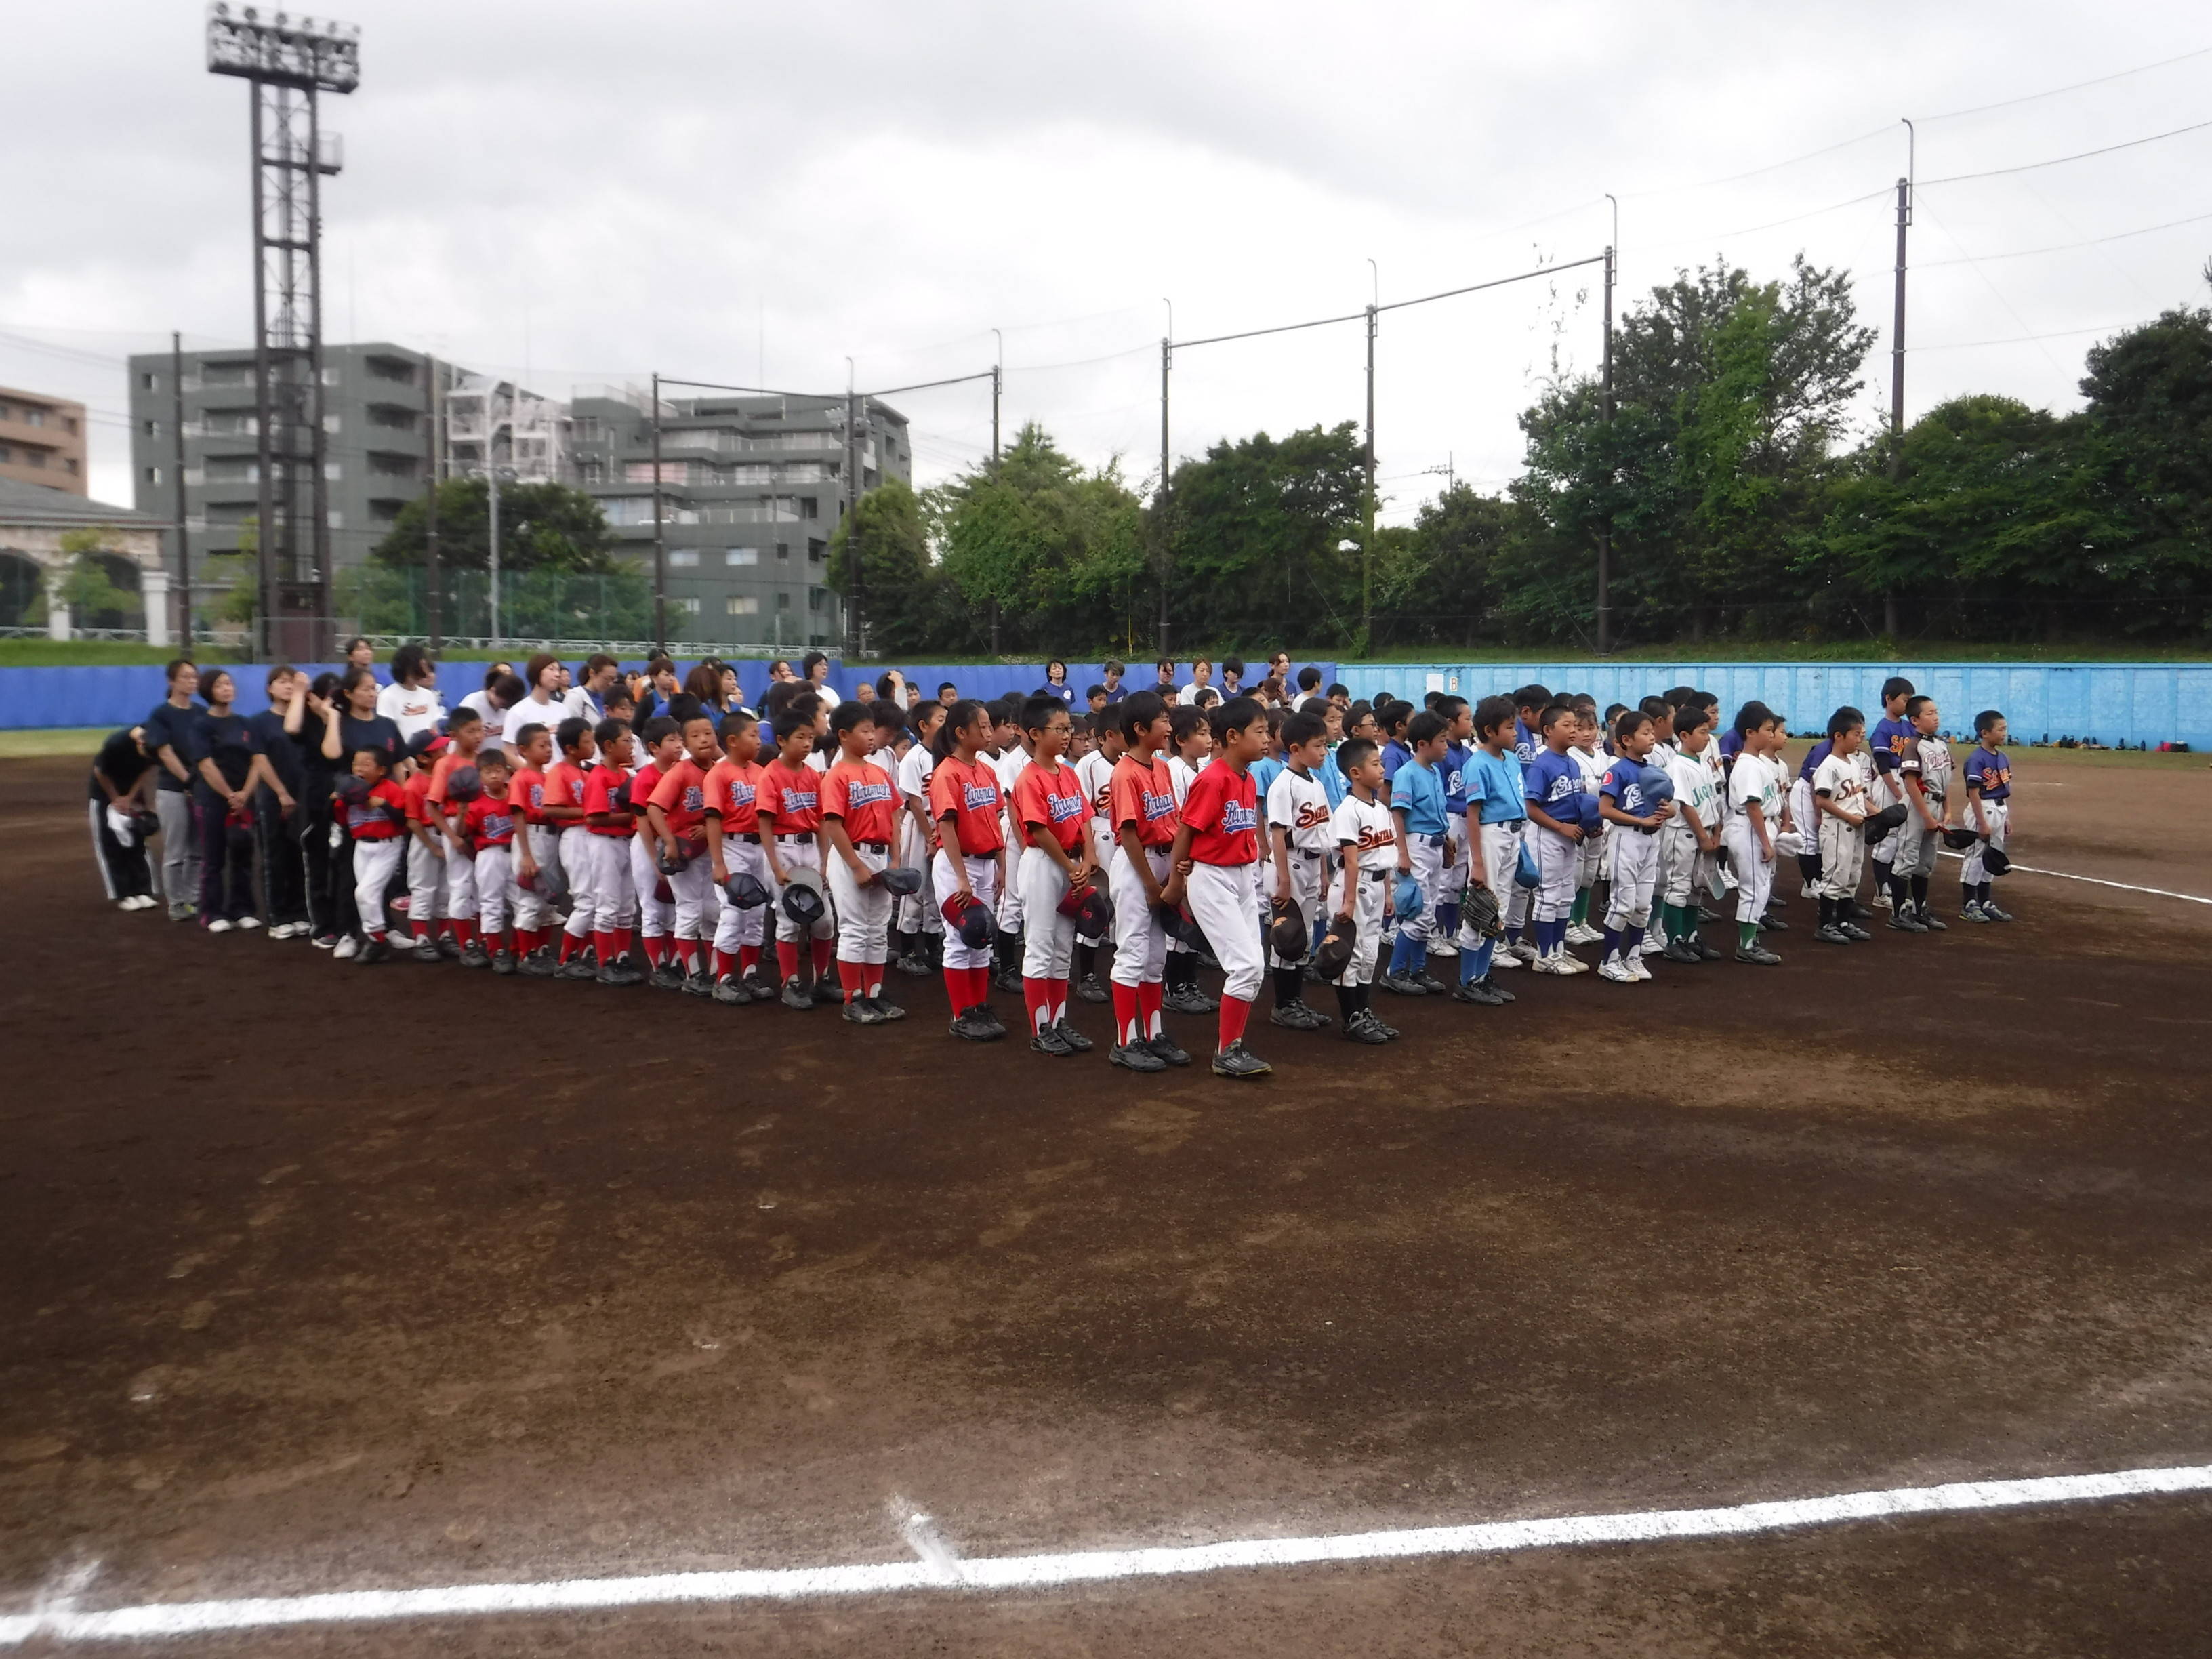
xmin=5 ymin=1 xmax=2209 ymax=518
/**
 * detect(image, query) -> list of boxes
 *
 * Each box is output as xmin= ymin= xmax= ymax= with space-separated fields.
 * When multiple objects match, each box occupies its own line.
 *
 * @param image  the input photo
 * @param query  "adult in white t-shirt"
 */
xmin=457 ymin=663 xmax=523 ymax=756
xmin=507 ymin=653 xmax=567 ymax=748
xmin=374 ymin=643 xmax=445 ymax=742
xmin=1179 ymin=658 xmax=1216 ymax=707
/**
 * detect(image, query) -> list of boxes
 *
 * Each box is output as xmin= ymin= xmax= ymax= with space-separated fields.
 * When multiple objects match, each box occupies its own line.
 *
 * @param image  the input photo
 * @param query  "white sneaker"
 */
xmin=1626 ymin=954 xmax=1654 ymax=981
xmin=1490 ymin=948 xmax=1522 ymax=968
xmin=237 ymin=915 xmax=263 ymax=931
xmin=205 ymin=918 xmax=234 ymax=934
xmin=1530 ymin=951 xmax=1571 ymax=975
xmin=1597 ymin=957 xmax=1635 ymax=983
xmin=267 ymin=921 xmax=296 ymax=939
xmin=1567 ymin=922 xmax=1601 ymax=945
xmin=1429 ymin=939 xmax=1458 ymax=958
xmin=1872 ymin=890 xmax=1893 ymax=912
xmin=333 ymin=935 xmax=360 ymax=960
xmin=1560 ymin=951 xmax=1591 ymax=974
xmin=1509 ymin=940 xmax=1540 ymax=963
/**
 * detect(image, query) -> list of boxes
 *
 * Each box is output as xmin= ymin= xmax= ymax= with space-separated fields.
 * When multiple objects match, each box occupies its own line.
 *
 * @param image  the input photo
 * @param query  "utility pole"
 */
xmin=487 ymin=447 xmax=501 ymax=652
xmin=1887 ymin=155 xmax=1911 ymax=639
xmin=1362 ymin=302 xmax=1377 ymax=647
xmin=1157 ymin=331 xmax=1171 ymax=659
xmin=1596 ymin=241 xmax=1616 ymax=655
xmin=848 ymin=382 xmax=866 ymax=658
xmin=169 ymin=332 xmax=190 ymax=649
xmin=991 ymin=327 xmax=1003 ymax=463
xmin=651 ymin=371 xmax=666 ymax=653
xmin=423 ymin=352 xmax=441 ymax=652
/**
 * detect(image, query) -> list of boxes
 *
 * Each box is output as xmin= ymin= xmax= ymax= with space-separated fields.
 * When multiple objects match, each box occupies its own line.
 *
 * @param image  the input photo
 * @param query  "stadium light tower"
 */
xmin=207 ymin=3 xmax=360 ymax=660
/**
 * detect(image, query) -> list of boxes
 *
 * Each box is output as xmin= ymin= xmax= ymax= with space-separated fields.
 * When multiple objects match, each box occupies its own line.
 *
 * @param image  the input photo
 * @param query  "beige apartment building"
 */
xmin=0 ymin=385 xmax=88 ymax=495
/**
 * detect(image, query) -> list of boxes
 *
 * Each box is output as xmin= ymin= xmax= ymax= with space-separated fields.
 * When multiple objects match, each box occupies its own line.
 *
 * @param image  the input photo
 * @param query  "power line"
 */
xmin=1913 ymin=321 xmax=2132 ymax=352
xmin=1923 ymin=115 xmax=2212 ymax=185
xmin=1919 ymin=43 xmax=2212 ymax=123
xmin=1914 ymin=205 xmax=2212 ymax=266
xmin=1620 ymin=125 xmax=1898 ymax=200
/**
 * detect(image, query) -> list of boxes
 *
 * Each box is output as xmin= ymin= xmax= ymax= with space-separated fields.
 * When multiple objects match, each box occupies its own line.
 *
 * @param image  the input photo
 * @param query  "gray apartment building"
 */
xmin=569 ymin=388 xmax=909 ymax=651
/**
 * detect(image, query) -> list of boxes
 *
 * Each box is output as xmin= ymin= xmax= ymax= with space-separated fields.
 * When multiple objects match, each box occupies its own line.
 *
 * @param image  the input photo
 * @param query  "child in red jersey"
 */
xmin=579 ymin=717 xmax=641 ymax=985
xmin=699 ymin=710 xmax=769 ymax=1004
xmin=424 ymin=705 xmax=487 ymax=961
xmin=760 ymin=708 xmax=837 ymax=1010
xmin=465 ymin=747 xmax=518 ymax=971
xmin=1104 ymin=691 xmax=1186 ymax=1073
xmin=927 ymin=698 xmax=1008 ymax=1042
xmin=543 ymin=716 xmax=598 ymax=972
xmin=1169 ymin=696 xmax=1271 ymax=1079
xmin=401 ymin=731 xmax=452 ymax=962
xmin=344 ymin=747 xmax=410 ymax=963
xmin=505 ymin=722 xmax=557 ymax=975
xmin=645 ymin=711 xmax=723 ymax=996
xmin=1012 ymin=693 xmax=1097 ymax=1057
xmin=626 ymin=715 xmax=684 ymax=987
xmin=820 ymin=700 xmax=905 ymax=1025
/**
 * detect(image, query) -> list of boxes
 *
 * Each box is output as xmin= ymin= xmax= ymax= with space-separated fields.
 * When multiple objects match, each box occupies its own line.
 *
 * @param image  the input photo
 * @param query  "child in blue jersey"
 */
xmin=1960 ymin=709 xmax=2014 ymax=922
xmin=1522 ymin=703 xmax=1591 ymax=974
xmin=1595 ymin=708 xmax=1675 ymax=984
xmin=1378 ymin=702 xmax=1414 ymax=793
xmin=1380 ymin=710 xmax=1452 ymax=996
xmin=1866 ymin=676 xmax=1915 ymax=910
xmin=1511 ymin=684 xmax=1550 ymax=778
xmin=1451 ymin=695 xmax=1523 ymax=1004
xmin=1435 ymin=695 xmax=1473 ymax=954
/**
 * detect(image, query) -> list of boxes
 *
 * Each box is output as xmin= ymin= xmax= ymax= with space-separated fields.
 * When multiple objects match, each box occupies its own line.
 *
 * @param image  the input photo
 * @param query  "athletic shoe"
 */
xmin=1530 ymin=952 xmax=1574 ymax=976
xmin=235 ymin=915 xmax=263 ymax=932
xmin=333 ymin=934 xmax=360 ymax=960
xmin=1597 ymin=957 xmax=1635 ymax=984
xmin=1626 ymin=955 xmax=1654 ymax=981
xmin=359 ymin=936 xmax=390 ymax=964
xmin=1341 ymin=1010 xmax=1391 ymax=1043
xmin=1451 ymin=978 xmax=1507 ymax=1006
xmin=262 ymin=919 xmax=293 ymax=937
xmin=491 ymin=949 xmax=516 ymax=975
xmin=1378 ymin=972 xmax=1427 ymax=996
xmin=844 ymin=997 xmax=887 ymax=1026
xmin=205 ymin=917 xmax=234 ymax=934
xmin=438 ymin=935 xmax=464 ymax=961
xmin=1370 ymin=1012 xmax=1402 ymax=1040
xmin=975 ymin=1006 xmax=1009 ymax=1040
xmin=1849 ymin=900 xmax=1876 ymax=920
xmin=1816 ymin=924 xmax=1852 ymax=945
xmin=1477 ymin=975 xmax=1515 ymax=1004
xmin=518 ymin=947 xmax=556 ymax=977
xmin=1429 ymin=938 xmax=1458 ymax=958
xmin=597 ymin=957 xmax=644 ymax=987
xmin=1840 ymin=921 xmax=1873 ymax=941
xmin=167 ymin=901 xmax=192 ymax=922
xmin=1211 ymin=1041 xmax=1271 ymax=1079
xmin=1509 ymin=940 xmax=1540 ymax=963
xmin=312 ymin=933 xmax=337 ymax=950
xmin=1917 ymin=907 xmax=1948 ymax=932
xmin=1758 ymin=914 xmax=1788 ymax=933
xmin=1872 ymin=890 xmax=1894 ymax=912
xmin=1558 ymin=952 xmax=1591 ymax=974
xmin=1734 ymin=943 xmax=1782 ymax=965
xmin=991 ymin=965 xmax=1023 ymax=994
xmin=1054 ymin=1020 xmax=1093 ymax=1051
xmin=648 ymin=958 xmax=687 ymax=991
xmin=1164 ymin=984 xmax=1216 ymax=1017
xmin=711 ymin=975 xmax=751 ymax=1005
xmin=1029 ymin=1024 xmax=1073 ymax=1055
xmin=811 ymin=982 xmax=848 ymax=1006
xmin=1145 ymin=1032 xmax=1192 ymax=1067
xmin=873 ymin=998 xmax=909 ymax=1023
xmin=1984 ymin=902 xmax=2014 ymax=922
xmin=1693 ymin=939 xmax=1725 ymax=961
xmin=413 ymin=937 xmax=443 ymax=964
xmin=1269 ymin=1000 xmax=1324 ymax=1031
xmin=1960 ymin=901 xmax=1991 ymax=923
xmin=1565 ymin=922 xmax=1603 ymax=946
xmin=460 ymin=941 xmax=491 ymax=969
xmin=1489 ymin=947 xmax=1523 ymax=968
xmin=1696 ymin=904 xmax=1721 ymax=922
xmin=1886 ymin=910 xmax=1928 ymax=934
xmin=895 ymin=952 xmax=933 ymax=978
xmin=1109 ymin=1040 xmax=1168 ymax=1071
xmin=1662 ymin=939 xmax=1703 ymax=965
xmin=950 ymin=1006 xmax=1002 ymax=1042
xmin=1414 ymin=970 xmax=1450 ymax=995
xmin=1076 ymin=974 xmax=1109 ymax=1004
xmin=558 ymin=952 xmax=600 ymax=981
xmin=779 ymin=981 xmax=814 ymax=1010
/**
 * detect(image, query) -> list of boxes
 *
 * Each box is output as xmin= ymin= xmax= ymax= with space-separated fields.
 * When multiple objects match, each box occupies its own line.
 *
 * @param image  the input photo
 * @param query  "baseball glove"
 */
xmin=1460 ymin=879 xmax=1504 ymax=941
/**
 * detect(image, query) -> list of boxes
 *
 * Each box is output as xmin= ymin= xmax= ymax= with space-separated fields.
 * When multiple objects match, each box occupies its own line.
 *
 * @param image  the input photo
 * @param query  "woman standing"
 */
xmin=1039 ymin=660 xmax=1076 ymax=706
xmin=508 ymin=653 xmax=567 ymax=744
xmin=321 ymin=666 xmax=405 ymax=956
xmin=376 ymin=643 xmax=445 ymax=742
xmin=459 ymin=665 xmax=525 ymax=756
xmin=190 ymin=668 xmax=290 ymax=932
xmin=285 ymin=671 xmax=344 ymax=949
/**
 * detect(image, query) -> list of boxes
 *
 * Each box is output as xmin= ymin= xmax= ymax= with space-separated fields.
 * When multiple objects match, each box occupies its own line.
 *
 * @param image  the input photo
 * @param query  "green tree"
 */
xmin=828 ymin=477 xmax=975 ymax=657
xmin=371 ymin=476 xmax=621 ymax=572
xmin=49 ymin=528 xmax=138 ymax=630
xmin=2075 ymin=306 xmax=2212 ymax=629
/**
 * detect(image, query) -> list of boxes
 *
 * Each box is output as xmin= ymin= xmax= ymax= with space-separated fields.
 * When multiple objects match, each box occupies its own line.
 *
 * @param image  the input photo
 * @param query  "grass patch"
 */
xmin=0 ymin=728 xmax=109 ymax=758
xmin=0 ymin=640 xmax=186 ymax=668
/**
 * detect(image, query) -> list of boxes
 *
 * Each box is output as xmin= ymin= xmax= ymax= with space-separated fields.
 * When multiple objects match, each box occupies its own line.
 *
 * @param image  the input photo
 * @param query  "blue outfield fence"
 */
xmin=1333 ymin=662 xmax=2212 ymax=750
xmin=0 ymin=659 xmax=1340 ymax=733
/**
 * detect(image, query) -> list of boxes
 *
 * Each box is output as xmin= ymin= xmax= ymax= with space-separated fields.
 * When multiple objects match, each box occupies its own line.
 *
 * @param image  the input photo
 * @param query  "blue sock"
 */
xmin=1389 ymin=930 xmax=1419 ymax=976
xmin=1437 ymin=902 xmax=1460 ymax=940
xmin=1471 ymin=939 xmax=1494 ymax=979
xmin=1546 ymin=918 xmax=1566 ymax=953
xmin=1311 ymin=915 xmax=1328 ymax=954
xmin=1459 ymin=944 xmax=1484 ymax=985
xmin=1601 ymin=924 xmax=1621 ymax=958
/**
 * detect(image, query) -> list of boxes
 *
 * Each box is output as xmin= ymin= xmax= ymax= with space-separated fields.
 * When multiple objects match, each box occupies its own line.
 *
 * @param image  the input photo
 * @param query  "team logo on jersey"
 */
xmin=962 ymin=784 xmax=1000 ymax=811
xmin=1139 ymin=788 xmax=1175 ymax=822
xmin=1293 ymin=802 xmax=1332 ymax=830
xmin=781 ymin=788 xmax=819 ymax=812
xmin=1046 ymin=791 xmax=1088 ymax=823
xmin=480 ymin=810 xmax=513 ymax=840
xmin=844 ymin=781 xmax=897 ymax=808
xmin=682 ymin=785 xmax=705 ymax=811
xmin=1353 ymin=824 xmax=1395 ymax=853
xmin=1221 ymin=802 xmax=1259 ymax=834
xmin=724 ymin=781 xmax=756 ymax=809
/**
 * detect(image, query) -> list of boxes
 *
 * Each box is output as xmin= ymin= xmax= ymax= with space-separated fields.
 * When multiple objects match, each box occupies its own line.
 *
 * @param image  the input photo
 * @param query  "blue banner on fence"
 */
xmin=1331 ymin=661 xmax=2212 ymax=750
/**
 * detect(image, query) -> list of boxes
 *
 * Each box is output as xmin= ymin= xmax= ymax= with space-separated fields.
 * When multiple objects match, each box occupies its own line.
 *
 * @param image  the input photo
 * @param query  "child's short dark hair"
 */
xmin=556 ymin=716 xmax=593 ymax=754
xmin=1671 ymin=701 xmax=1709 ymax=736
xmin=1732 ymin=701 xmax=1780 ymax=736
xmin=1283 ymin=710 xmax=1326 ymax=748
xmin=1380 ymin=701 xmax=1412 ymax=737
xmin=1663 ymin=684 xmax=1696 ymax=705
xmin=1974 ymin=708 xmax=2005 ymax=736
xmin=512 ymin=721 xmax=548 ymax=750
xmin=1297 ymin=665 xmax=1322 ymax=691
xmin=1407 ymin=709 xmax=1448 ymax=747
xmin=1513 ymin=683 xmax=1552 ymax=712
xmin=718 ymin=710 xmax=756 ymax=743
xmin=1210 ymin=695 xmax=1264 ymax=744
xmin=830 ymin=700 xmax=874 ymax=737
xmin=1539 ymin=701 xmax=1578 ymax=731
xmin=1118 ymin=690 xmax=1166 ymax=744
xmin=592 ymin=716 xmax=629 ymax=747
xmin=1170 ymin=704 xmax=1208 ymax=747
xmin=1021 ymin=693 xmax=1069 ymax=733
xmin=477 ymin=747 xmax=511 ymax=771
xmin=1336 ymin=736 xmax=1378 ymax=776
xmin=937 ymin=681 xmax=958 ymax=697
xmin=1437 ymin=694 xmax=1467 ymax=722
xmin=989 ymin=695 xmax=1022 ymax=727
xmin=640 ymin=714 xmax=680 ymax=746
xmin=1637 ymin=695 xmax=1671 ymax=721
xmin=772 ymin=709 xmax=814 ymax=744
xmin=1194 ymin=687 xmax=1221 ymax=709
xmin=1084 ymin=684 xmax=1106 ymax=701
xmin=1904 ymin=695 xmax=1935 ymax=722
xmin=603 ymin=687 xmax=635 ymax=712
xmin=1473 ymin=694 xmax=1515 ymax=740
xmin=1828 ymin=705 xmax=1866 ymax=739
xmin=1614 ymin=708 xmax=1652 ymax=744
xmin=869 ymin=698 xmax=907 ymax=733
xmin=1222 ymin=656 xmax=1245 ymax=679
xmin=1325 ymin=682 xmax=1348 ymax=701
xmin=1881 ymin=676 xmax=1917 ymax=703
xmin=447 ymin=703 xmax=483 ymax=731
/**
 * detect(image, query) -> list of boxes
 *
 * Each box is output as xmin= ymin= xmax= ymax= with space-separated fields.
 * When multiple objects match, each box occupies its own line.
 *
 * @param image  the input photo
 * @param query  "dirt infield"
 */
xmin=3 ymin=748 xmax=2210 ymax=1656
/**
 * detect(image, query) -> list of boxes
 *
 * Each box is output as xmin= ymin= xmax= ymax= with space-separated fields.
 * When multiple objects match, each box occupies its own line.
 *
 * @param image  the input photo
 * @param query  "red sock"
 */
xmin=713 ymin=948 xmax=735 ymax=981
xmin=459 ymin=918 xmax=477 ymax=949
xmin=1218 ymin=994 xmax=1252 ymax=1051
xmin=484 ymin=929 xmax=504 ymax=956
xmin=1139 ymin=979 xmax=1164 ymax=1038
xmin=1112 ymin=982 xmax=1141 ymax=1046
xmin=739 ymin=944 xmax=760 ymax=977
xmin=558 ymin=930 xmax=578 ymax=964
xmin=592 ymin=930 xmax=615 ymax=965
xmin=777 ymin=941 xmax=800 ymax=981
xmin=840 ymin=958 xmax=868 ymax=1002
xmin=438 ymin=916 xmax=453 ymax=939
xmin=615 ymin=927 xmax=633 ymax=964
xmin=811 ymin=937 xmax=833 ymax=978
xmin=944 ymin=968 xmax=968 ymax=1012
xmin=1023 ymin=976 xmax=1051 ymax=1033
xmin=524 ymin=927 xmax=542 ymax=955
xmin=971 ymin=965 xmax=993 ymax=1008
xmin=1051 ymin=978 xmax=1070 ymax=1025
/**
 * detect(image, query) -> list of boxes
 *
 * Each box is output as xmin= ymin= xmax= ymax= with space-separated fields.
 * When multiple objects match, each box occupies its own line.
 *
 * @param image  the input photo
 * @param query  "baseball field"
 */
xmin=3 ymin=743 xmax=2209 ymax=1656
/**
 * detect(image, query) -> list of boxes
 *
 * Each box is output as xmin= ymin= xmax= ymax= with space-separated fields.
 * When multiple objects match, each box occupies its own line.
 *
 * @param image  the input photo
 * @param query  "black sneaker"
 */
xmin=712 ymin=975 xmax=752 ymax=1005
xmin=780 ymin=981 xmax=815 ymax=1010
xmin=895 ymin=952 xmax=933 ymax=978
xmin=1109 ymin=1040 xmax=1167 ymax=1071
xmin=518 ymin=947 xmax=556 ymax=977
xmin=1341 ymin=1010 xmax=1391 ymax=1044
xmin=950 ymin=1006 xmax=1003 ymax=1042
xmin=1076 ymin=974 xmax=1109 ymax=1004
xmin=683 ymin=967 xmax=715 ymax=998
xmin=491 ymin=949 xmax=516 ymax=975
xmin=1145 ymin=1032 xmax=1192 ymax=1068
xmin=1030 ymin=1025 xmax=1073 ymax=1056
xmin=991 ymin=965 xmax=1023 ymax=994
xmin=1477 ymin=975 xmax=1515 ymax=1004
xmin=1849 ymin=900 xmax=1876 ymax=920
xmin=1211 ymin=1041 xmax=1272 ymax=1079
xmin=459 ymin=940 xmax=491 ymax=969
xmin=1662 ymin=939 xmax=1702 ymax=964
xmin=1916 ymin=906 xmax=1947 ymax=932
xmin=1054 ymin=1020 xmax=1094 ymax=1052
xmin=1163 ymin=984 xmax=1215 ymax=1017
xmin=649 ymin=959 xmax=687 ymax=991
xmin=1734 ymin=943 xmax=1782 ymax=965
xmin=359 ymin=936 xmax=391 ymax=964
xmin=1451 ymin=978 xmax=1507 ymax=1005
xmin=975 ymin=1005 xmax=1009 ymax=1040
xmin=558 ymin=947 xmax=599 ymax=980
xmin=813 ymin=981 xmax=848 ymax=1005
xmin=1840 ymin=921 xmax=1872 ymax=941
xmin=413 ymin=937 xmax=443 ymax=964
xmin=1984 ymin=901 xmax=2014 ymax=922
xmin=438 ymin=934 xmax=465 ymax=961
xmin=1696 ymin=904 xmax=1721 ymax=922
xmin=1815 ymin=924 xmax=1851 ymax=945
xmin=1378 ymin=972 xmax=1427 ymax=996
xmin=597 ymin=958 xmax=644 ymax=987
xmin=1694 ymin=939 xmax=1725 ymax=961
xmin=844 ymin=998 xmax=886 ymax=1026
xmin=1269 ymin=1001 xmax=1325 ymax=1031
xmin=1886 ymin=911 xmax=1928 ymax=934
xmin=872 ymin=996 xmax=908 ymax=1022
xmin=1759 ymin=914 xmax=1788 ymax=933
xmin=1414 ymin=971 xmax=1450 ymax=995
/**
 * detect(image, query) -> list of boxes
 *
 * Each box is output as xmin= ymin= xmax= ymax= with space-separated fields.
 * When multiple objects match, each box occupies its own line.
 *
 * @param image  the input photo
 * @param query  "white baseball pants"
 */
xmin=474 ymin=846 xmax=511 ymax=937
xmin=827 ymin=844 xmax=894 ymax=964
xmin=1723 ymin=817 xmax=1775 ymax=922
xmin=1816 ymin=815 xmax=1865 ymax=901
xmin=772 ymin=838 xmax=834 ymax=943
xmin=930 ymin=849 xmax=1000 ymax=971
xmin=557 ymin=827 xmax=596 ymax=941
xmin=1334 ymin=869 xmax=1389 ymax=986
xmin=351 ymin=838 xmax=403 ymax=939
xmin=1534 ymin=827 xmax=1579 ymax=924
xmin=1269 ymin=851 xmax=1326 ymax=969
xmin=1605 ymin=828 xmax=1660 ymax=929
xmin=710 ymin=840 xmax=769 ymax=954
xmin=1185 ymin=860 xmax=1263 ymax=1004
xmin=1109 ymin=844 xmax=1170 ymax=989
xmin=585 ymin=834 xmax=638 ymax=930
xmin=1017 ymin=846 xmax=1076 ymax=980
xmin=1960 ymin=801 xmax=2009 ymax=886
xmin=406 ymin=837 xmax=446 ymax=937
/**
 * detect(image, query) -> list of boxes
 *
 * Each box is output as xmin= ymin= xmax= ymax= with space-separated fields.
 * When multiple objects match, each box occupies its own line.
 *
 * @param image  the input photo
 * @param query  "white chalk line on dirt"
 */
xmin=3 ymin=1463 xmax=2209 ymax=1645
xmin=1934 ymin=848 xmax=2211 ymax=905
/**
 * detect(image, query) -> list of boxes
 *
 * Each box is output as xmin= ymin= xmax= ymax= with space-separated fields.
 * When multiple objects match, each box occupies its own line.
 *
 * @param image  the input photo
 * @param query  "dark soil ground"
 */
xmin=3 ymin=750 xmax=2209 ymax=1656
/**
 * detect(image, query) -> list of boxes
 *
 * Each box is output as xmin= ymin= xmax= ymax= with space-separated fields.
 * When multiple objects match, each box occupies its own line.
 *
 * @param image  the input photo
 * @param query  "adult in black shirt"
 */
xmin=247 ymin=664 xmax=311 ymax=937
xmin=322 ymin=666 xmax=405 ymax=956
xmin=285 ymin=671 xmax=346 ymax=947
xmin=89 ymin=726 xmax=157 ymax=908
xmin=188 ymin=668 xmax=287 ymax=931
xmin=142 ymin=658 xmax=206 ymax=920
